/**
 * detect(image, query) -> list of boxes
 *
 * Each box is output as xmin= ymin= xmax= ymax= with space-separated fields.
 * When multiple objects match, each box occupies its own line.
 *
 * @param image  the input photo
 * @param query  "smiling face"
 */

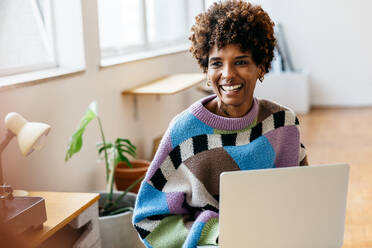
xmin=206 ymin=43 xmax=263 ymax=117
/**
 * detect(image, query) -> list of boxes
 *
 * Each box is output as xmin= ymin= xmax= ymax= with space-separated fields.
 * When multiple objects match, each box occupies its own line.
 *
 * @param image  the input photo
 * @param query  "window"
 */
xmin=97 ymin=0 xmax=204 ymax=63
xmin=204 ymin=0 xmax=215 ymax=9
xmin=0 ymin=0 xmax=56 ymax=77
xmin=0 ymin=0 xmax=85 ymax=87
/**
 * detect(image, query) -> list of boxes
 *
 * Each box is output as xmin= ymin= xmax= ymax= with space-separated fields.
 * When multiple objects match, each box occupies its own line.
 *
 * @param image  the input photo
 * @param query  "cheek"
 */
xmin=243 ymin=70 xmax=259 ymax=82
xmin=207 ymin=70 xmax=220 ymax=83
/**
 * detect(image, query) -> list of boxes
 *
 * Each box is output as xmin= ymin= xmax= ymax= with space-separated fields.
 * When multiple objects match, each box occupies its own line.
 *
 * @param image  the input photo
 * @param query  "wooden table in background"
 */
xmin=23 ymin=192 xmax=100 ymax=247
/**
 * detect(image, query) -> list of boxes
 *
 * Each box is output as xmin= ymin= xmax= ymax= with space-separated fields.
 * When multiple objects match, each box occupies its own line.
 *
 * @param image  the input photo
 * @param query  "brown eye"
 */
xmin=210 ymin=61 xmax=222 ymax=68
xmin=236 ymin=60 xmax=248 ymax=65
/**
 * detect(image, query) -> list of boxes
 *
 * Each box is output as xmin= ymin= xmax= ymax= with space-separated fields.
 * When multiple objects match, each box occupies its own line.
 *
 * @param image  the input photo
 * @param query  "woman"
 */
xmin=133 ymin=1 xmax=308 ymax=247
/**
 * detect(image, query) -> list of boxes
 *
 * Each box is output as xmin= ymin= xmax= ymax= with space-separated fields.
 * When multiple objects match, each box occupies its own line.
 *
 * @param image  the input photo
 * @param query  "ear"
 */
xmin=259 ymin=65 xmax=266 ymax=75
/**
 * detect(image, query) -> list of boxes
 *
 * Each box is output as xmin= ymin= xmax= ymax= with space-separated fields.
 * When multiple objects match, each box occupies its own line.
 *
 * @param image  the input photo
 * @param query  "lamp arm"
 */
xmin=0 ymin=130 xmax=14 ymax=151
xmin=0 ymin=130 xmax=15 ymax=185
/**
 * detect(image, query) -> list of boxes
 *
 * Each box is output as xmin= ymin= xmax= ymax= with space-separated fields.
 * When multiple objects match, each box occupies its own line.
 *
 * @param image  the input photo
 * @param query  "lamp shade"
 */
xmin=4 ymin=112 xmax=51 ymax=156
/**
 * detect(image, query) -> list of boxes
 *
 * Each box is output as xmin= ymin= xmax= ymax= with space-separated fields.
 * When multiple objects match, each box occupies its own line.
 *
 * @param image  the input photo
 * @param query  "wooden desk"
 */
xmin=22 ymin=192 xmax=100 ymax=247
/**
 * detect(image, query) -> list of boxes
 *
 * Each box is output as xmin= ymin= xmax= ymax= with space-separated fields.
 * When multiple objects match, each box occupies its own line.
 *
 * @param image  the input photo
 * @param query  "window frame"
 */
xmin=0 ymin=0 xmax=85 ymax=89
xmin=98 ymin=0 xmax=205 ymax=67
xmin=0 ymin=0 xmax=57 ymax=77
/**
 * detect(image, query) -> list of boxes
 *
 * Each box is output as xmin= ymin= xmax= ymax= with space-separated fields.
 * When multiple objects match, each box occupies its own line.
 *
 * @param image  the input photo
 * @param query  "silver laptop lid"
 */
xmin=219 ymin=164 xmax=349 ymax=248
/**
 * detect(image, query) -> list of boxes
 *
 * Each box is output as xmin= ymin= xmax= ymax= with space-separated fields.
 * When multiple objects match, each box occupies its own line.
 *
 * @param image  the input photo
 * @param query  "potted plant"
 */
xmin=115 ymin=159 xmax=150 ymax=193
xmin=65 ymin=101 xmax=147 ymax=248
xmin=97 ymin=140 xmax=150 ymax=194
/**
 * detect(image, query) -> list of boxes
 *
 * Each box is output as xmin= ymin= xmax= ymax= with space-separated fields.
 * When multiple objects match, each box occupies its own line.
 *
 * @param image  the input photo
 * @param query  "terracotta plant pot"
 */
xmin=114 ymin=159 xmax=150 ymax=193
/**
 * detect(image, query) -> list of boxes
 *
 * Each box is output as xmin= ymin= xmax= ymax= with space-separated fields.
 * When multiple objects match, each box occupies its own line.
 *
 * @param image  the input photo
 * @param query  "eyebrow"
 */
xmin=209 ymin=55 xmax=251 ymax=62
xmin=209 ymin=57 xmax=221 ymax=62
xmin=235 ymin=55 xmax=251 ymax=59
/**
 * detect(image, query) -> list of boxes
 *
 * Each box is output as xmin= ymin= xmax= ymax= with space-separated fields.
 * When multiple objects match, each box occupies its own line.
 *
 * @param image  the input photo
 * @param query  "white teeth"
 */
xmin=221 ymin=84 xmax=243 ymax=91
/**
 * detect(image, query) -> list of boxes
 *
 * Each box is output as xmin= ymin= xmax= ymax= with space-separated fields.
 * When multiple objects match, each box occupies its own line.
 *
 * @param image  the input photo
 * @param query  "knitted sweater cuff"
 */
xmin=197 ymin=218 xmax=219 ymax=246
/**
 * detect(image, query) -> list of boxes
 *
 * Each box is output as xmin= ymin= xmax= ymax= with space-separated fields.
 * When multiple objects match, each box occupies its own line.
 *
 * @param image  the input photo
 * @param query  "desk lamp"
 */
xmin=0 ymin=112 xmax=51 ymax=234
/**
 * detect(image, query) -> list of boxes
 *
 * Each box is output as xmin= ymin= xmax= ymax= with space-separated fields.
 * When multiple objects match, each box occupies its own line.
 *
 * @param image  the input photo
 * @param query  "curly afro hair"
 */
xmin=189 ymin=0 xmax=276 ymax=73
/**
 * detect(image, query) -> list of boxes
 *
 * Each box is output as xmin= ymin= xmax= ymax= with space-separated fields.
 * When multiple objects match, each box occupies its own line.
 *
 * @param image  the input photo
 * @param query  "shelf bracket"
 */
xmin=133 ymin=95 xmax=138 ymax=121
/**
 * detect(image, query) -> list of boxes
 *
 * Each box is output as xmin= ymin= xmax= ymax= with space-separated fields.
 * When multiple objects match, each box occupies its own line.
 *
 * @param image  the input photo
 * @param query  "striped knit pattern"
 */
xmin=133 ymin=95 xmax=308 ymax=248
xmin=148 ymin=109 xmax=298 ymax=192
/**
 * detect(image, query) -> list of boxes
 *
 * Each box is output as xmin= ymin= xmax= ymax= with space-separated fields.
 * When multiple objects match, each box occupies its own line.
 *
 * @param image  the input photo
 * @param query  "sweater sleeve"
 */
xmin=299 ymin=143 xmax=309 ymax=166
xmin=132 ymin=129 xmax=219 ymax=248
xmin=297 ymin=116 xmax=309 ymax=166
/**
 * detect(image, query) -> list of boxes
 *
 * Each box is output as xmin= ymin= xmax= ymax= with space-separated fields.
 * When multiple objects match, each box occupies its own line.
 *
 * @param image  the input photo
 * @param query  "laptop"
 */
xmin=218 ymin=164 xmax=349 ymax=248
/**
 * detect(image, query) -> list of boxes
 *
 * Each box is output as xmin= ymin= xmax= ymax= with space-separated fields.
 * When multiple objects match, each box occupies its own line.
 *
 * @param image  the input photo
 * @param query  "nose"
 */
xmin=221 ymin=63 xmax=236 ymax=83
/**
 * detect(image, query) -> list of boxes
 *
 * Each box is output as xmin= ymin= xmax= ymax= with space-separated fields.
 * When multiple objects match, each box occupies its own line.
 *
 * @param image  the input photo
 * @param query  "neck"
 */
xmin=207 ymin=98 xmax=254 ymax=118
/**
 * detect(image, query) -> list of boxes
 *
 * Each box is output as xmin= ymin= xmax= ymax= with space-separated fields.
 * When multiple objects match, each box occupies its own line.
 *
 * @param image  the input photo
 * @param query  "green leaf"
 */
xmin=102 ymin=174 xmax=144 ymax=215
xmin=117 ymin=146 xmax=136 ymax=158
xmin=65 ymin=101 xmax=98 ymax=161
xmin=113 ymin=175 xmax=145 ymax=206
xmin=116 ymin=138 xmax=136 ymax=149
xmin=88 ymin=101 xmax=98 ymax=116
xmin=114 ymin=155 xmax=121 ymax=168
xmin=118 ymin=143 xmax=136 ymax=157
xmin=115 ymin=138 xmax=131 ymax=144
xmin=97 ymin=143 xmax=113 ymax=155
xmin=119 ymin=143 xmax=136 ymax=152
xmin=118 ymin=154 xmax=132 ymax=168
xmin=106 ymin=207 xmax=133 ymax=216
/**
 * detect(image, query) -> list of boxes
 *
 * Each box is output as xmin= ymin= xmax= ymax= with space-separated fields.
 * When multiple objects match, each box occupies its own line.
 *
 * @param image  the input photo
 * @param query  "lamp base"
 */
xmin=0 ymin=196 xmax=47 ymax=234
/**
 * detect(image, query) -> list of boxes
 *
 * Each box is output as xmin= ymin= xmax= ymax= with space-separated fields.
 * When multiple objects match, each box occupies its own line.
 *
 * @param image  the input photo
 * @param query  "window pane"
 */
xmin=204 ymin=0 xmax=216 ymax=9
xmin=188 ymin=0 xmax=204 ymax=30
xmin=0 ymin=0 xmax=56 ymax=76
xmin=146 ymin=0 xmax=188 ymax=44
xmin=97 ymin=0 xmax=143 ymax=52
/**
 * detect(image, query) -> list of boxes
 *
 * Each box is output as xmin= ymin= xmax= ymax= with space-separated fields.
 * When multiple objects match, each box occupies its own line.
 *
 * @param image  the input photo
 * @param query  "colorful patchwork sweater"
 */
xmin=132 ymin=95 xmax=308 ymax=248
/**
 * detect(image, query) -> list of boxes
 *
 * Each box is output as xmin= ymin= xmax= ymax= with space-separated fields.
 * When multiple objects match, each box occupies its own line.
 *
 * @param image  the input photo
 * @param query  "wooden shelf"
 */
xmin=122 ymin=73 xmax=205 ymax=95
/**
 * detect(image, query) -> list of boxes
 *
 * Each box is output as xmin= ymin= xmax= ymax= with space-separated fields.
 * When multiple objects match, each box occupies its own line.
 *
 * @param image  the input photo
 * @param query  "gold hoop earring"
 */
xmin=207 ymin=80 xmax=212 ymax=87
xmin=259 ymin=75 xmax=264 ymax=82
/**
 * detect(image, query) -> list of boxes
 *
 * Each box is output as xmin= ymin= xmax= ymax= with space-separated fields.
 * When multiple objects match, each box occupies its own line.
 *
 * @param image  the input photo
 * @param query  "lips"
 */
xmin=220 ymin=84 xmax=243 ymax=92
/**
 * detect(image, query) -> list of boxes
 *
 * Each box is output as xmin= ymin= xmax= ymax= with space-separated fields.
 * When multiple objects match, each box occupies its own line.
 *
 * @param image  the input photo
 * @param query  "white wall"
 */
xmin=2 ymin=0 xmax=371 ymax=192
xmin=257 ymin=0 xmax=372 ymax=106
xmin=0 ymin=0 xmax=204 ymax=192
